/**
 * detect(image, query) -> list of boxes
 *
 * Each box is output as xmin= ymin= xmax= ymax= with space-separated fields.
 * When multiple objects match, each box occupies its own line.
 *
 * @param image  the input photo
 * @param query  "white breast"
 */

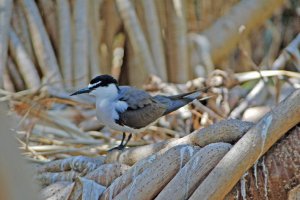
xmin=92 ymin=83 xmax=148 ymax=133
xmin=96 ymin=99 xmax=116 ymax=124
xmin=96 ymin=99 xmax=144 ymax=133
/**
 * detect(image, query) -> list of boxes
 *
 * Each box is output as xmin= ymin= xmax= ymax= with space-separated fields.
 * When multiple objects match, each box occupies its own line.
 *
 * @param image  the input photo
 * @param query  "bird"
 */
xmin=71 ymin=74 xmax=205 ymax=151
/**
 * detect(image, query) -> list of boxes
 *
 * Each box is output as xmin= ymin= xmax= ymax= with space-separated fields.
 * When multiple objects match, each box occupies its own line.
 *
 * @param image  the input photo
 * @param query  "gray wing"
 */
xmin=117 ymin=86 xmax=167 ymax=129
xmin=118 ymin=86 xmax=153 ymax=109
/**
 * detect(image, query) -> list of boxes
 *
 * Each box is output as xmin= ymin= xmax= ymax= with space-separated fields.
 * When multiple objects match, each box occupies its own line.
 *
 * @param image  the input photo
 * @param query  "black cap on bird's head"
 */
xmin=70 ymin=75 xmax=118 ymax=96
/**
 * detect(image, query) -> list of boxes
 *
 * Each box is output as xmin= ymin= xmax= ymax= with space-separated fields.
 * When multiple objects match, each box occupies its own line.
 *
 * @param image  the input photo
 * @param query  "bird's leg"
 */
xmin=120 ymin=132 xmax=126 ymax=146
xmin=108 ymin=132 xmax=131 ymax=152
xmin=123 ymin=133 xmax=132 ymax=147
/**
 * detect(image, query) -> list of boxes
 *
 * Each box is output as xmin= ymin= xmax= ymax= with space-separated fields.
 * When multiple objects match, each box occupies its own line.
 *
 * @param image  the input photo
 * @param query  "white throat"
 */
xmin=90 ymin=83 xmax=119 ymax=101
xmin=91 ymin=83 xmax=130 ymax=132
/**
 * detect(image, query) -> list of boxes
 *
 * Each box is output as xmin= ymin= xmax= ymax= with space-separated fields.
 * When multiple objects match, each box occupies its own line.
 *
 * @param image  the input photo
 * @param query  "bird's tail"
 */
xmin=168 ymin=90 xmax=202 ymax=101
xmin=154 ymin=90 xmax=205 ymax=116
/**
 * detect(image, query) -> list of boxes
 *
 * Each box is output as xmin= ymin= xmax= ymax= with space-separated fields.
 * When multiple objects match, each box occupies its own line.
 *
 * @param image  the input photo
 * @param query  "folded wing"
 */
xmin=117 ymin=86 xmax=167 ymax=129
xmin=117 ymin=87 xmax=201 ymax=129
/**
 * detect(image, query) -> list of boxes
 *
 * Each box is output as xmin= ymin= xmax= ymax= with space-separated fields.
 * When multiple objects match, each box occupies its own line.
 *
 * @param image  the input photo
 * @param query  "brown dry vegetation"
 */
xmin=0 ymin=0 xmax=300 ymax=200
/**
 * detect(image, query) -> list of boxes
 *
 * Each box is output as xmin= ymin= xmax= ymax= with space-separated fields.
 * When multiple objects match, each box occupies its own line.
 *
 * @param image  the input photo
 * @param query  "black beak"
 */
xmin=70 ymin=87 xmax=91 ymax=96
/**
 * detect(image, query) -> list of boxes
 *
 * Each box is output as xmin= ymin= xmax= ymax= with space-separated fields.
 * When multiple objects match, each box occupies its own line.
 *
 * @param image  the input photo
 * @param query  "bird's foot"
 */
xmin=108 ymin=144 xmax=126 ymax=152
xmin=108 ymin=132 xmax=132 ymax=152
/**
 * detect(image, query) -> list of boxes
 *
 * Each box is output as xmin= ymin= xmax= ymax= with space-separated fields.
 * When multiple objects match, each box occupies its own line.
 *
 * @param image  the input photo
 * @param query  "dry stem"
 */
xmin=202 ymin=0 xmax=285 ymax=64
xmin=57 ymin=0 xmax=72 ymax=88
xmin=114 ymin=145 xmax=199 ymax=200
xmin=165 ymin=0 xmax=189 ymax=83
xmin=72 ymin=0 xmax=89 ymax=87
xmin=106 ymin=119 xmax=253 ymax=165
xmin=190 ymin=89 xmax=300 ymax=199
xmin=20 ymin=0 xmax=63 ymax=88
xmin=155 ymin=142 xmax=232 ymax=200
xmin=140 ymin=0 xmax=167 ymax=81
xmin=9 ymin=28 xmax=41 ymax=88
xmin=0 ymin=0 xmax=13 ymax=88
xmin=116 ymin=0 xmax=157 ymax=86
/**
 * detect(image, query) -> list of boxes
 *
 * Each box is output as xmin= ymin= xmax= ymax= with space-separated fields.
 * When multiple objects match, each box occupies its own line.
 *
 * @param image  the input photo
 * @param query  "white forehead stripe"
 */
xmin=88 ymin=81 xmax=101 ymax=88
